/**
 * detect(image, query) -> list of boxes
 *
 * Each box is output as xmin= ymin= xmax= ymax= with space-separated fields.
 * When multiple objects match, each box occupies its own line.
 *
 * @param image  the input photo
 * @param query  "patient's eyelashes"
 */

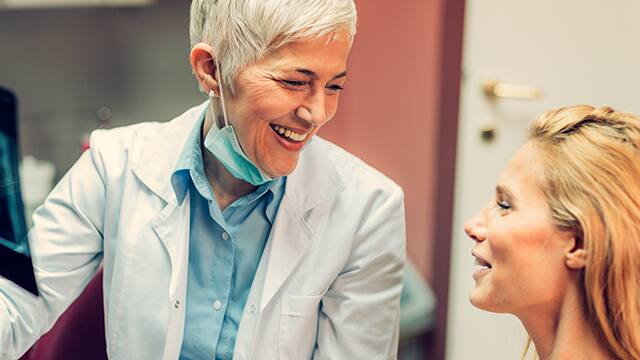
xmin=496 ymin=200 xmax=511 ymax=211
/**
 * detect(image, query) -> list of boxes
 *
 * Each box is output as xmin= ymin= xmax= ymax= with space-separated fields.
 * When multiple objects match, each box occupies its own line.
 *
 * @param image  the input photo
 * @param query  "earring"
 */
xmin=209 ymin=89 xmax=217 ymax=98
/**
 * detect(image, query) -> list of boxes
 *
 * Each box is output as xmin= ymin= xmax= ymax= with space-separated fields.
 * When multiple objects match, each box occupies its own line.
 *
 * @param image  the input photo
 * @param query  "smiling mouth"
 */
xmin=472 ymin=251 xmax=492 ymax=269
xmin=474 ymin=258 xmax=492 ymax=269
xmin=269 ymin=124 xmax=310 ymax=143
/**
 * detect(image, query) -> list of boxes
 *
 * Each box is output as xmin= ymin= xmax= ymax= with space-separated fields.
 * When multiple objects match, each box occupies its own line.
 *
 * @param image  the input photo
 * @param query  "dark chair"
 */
xmin=20 ymin=268 xmax=107 ymax=360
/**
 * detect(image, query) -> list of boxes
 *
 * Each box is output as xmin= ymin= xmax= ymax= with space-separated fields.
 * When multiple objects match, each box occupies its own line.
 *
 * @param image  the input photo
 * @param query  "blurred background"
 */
xmin=2 ymin=0 xmax=639 ymax=359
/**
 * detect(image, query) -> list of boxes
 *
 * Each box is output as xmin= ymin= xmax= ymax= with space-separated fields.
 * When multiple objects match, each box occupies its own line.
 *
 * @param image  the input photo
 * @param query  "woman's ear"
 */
xmin=190 ymin=43 xmax=219 ymax=95
xmin=564 ymin=236 xmax=587 ymax=270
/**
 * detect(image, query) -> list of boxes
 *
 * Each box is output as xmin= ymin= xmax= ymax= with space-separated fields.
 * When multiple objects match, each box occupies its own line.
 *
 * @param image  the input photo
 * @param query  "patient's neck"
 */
xmin=517 ymin=281 xmax=613 ymax=360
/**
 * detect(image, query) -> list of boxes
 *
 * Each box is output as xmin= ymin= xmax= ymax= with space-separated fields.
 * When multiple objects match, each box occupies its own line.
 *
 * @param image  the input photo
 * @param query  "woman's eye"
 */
xmin=280 ymin=79 xmax=307 ymax=87
xmin=496 ymin=200 xmax=511 ymax=211
xmin=326 ymin=84 xmax=345 ymax=94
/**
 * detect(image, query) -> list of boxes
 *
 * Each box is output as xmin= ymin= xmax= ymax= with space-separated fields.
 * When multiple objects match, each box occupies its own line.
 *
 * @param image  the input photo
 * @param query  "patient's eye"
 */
xmin=496 ymin=200 xmax=511 ymax=210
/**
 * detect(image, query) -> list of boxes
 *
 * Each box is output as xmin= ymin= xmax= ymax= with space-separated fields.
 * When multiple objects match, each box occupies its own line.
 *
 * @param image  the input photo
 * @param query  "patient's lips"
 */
xmin=472 ymin=250 xmax=492 ymax=280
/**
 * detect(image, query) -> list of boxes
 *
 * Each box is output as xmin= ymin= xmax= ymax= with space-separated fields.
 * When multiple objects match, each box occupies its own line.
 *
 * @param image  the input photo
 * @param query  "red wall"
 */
xmin=320 ymin=0 xmax=444 ymax=283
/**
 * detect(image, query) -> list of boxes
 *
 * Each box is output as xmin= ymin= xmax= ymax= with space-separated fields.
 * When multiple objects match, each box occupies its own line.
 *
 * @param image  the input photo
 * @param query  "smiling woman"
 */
xmin=465 ymin=105 xmax=640 ymax=360
xmin=0 ymin=1 xmax=407 ymax=359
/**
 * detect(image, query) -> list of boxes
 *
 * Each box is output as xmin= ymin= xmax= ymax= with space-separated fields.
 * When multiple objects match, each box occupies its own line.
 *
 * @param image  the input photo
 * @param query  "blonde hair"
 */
xmin=521 ymin=338 xmax=538 ymax=360
xmin=189 ymin=0 xmax=357 ymax=90
xmin=526 ymin=105 xmax=640 ymax=360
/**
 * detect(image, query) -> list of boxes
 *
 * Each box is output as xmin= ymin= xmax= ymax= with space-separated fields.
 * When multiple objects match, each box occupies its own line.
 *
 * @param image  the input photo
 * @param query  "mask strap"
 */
xmin=208 ymin=90 xmax=217 ymax=127
xmin=215 ymin=58 xmax=230 ymax=128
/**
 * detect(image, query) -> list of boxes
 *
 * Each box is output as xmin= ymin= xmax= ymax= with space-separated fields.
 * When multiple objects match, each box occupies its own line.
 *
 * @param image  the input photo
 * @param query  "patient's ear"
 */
xmin=564 ymin=235 xmax=587 ymax=270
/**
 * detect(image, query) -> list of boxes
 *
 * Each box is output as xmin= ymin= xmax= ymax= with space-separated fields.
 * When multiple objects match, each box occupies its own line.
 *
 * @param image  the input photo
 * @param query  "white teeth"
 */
xmin=272 ymin=125 xmax=308 ymax=142
xmin=474 ymin=258 xmax=491 ymax=268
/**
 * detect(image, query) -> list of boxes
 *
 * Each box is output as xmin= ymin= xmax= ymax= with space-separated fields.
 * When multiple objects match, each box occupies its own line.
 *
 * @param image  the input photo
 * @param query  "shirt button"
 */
xmin=247 ymin=304 xmax=256 ymax=314
xmin=174 ymin=300 xmax=181 ymax=309
xmin=212 ymin=300 xmax=223 ymax=311
xmin=222 ymin=232 xmax=230 ymax=241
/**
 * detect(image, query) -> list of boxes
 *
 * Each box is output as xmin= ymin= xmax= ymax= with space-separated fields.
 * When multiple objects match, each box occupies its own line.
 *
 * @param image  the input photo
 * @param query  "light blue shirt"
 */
xmin=171 ymin=113 xmax=285 ymax=360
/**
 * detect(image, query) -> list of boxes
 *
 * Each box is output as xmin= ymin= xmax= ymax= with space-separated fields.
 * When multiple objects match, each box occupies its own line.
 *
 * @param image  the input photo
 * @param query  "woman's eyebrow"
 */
xmin=496 ymin=185 xmax=514 ymax=199
xmin=332 ymin=70 xmax=348 ymax=80
xmin=294 ymin=68 xmax=348 ymax=80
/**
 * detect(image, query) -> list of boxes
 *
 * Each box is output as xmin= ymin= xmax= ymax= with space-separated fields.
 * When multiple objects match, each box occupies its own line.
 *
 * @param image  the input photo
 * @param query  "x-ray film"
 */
xmin=0 ymin=87 xmax=38 ymax=296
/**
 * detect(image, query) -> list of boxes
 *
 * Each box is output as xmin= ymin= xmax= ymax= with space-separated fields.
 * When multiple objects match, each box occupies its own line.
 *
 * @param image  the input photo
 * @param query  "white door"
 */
xmin=446 ymin=1 xmax=640 ymax=359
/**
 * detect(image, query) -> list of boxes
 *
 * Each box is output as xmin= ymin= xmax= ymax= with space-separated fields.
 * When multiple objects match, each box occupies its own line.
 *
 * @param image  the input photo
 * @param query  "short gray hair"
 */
xmin=189 ymin=0 xmax=357 ymax=89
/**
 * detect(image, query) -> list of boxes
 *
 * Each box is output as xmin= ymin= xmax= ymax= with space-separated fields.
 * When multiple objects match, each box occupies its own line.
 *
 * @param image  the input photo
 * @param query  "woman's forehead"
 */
xmin=498 ymin=142 xmax=547 ymax=201
xmin=254 ymin=33 xmax=351 ymax=72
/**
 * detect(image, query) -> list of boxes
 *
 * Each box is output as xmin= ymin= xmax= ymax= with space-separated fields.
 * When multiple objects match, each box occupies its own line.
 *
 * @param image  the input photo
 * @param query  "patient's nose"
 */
xmin=464 ymin=212 xmax=487 ymax=243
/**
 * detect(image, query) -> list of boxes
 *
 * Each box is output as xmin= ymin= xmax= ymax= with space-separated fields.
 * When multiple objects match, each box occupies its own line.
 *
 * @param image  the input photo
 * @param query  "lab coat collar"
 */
xmin=131 ymin=102 xmax=207 ymax=205
xmin=283 ymin=138 xmax=345 ymax=214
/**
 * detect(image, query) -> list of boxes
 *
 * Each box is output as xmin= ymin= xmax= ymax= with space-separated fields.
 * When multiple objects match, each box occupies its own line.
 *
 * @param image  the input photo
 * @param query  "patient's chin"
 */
xmin=469 ymin=291 xmax=487 ymax=310
xmin=469 ymin=287 xmax=499 ymax=312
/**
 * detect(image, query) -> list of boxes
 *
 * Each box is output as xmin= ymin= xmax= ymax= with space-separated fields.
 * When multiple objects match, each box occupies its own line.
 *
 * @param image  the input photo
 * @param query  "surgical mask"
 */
xmin=203 ymin=62 xmax=275 ymax=186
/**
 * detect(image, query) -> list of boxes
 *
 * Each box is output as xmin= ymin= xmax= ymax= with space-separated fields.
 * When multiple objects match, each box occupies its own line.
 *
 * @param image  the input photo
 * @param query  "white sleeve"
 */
xmin=0 ymin=141 xmax=106 ymax=359
xmin=313 ymin=187 xmax=406 ymax=360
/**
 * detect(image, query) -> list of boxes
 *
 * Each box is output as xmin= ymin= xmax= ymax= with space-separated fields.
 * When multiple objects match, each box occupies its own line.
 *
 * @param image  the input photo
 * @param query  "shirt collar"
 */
xmin=223 ymin=176 xmax=285 ymax=224
xmin=265 ymin=177 xmax=285 ymax=224
xmin=170 ymin=108 xmax=207 ymax=204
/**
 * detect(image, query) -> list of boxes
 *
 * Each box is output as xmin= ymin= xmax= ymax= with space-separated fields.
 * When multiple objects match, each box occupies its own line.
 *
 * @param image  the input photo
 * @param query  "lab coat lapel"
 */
xmin=151 ymin=198 xmax=191 ymax=360
xmin=131 ymin=102 xmax=206 ymax=262
xmin=150 ymin=200 xmax=190 ymax=296
xmin=259 ymin=202 xmax=311 ymax=310
xmin=130 ymin=102 xmax=207 ymax=359
xmin=260 ymin=139 xmax=345 ymax=309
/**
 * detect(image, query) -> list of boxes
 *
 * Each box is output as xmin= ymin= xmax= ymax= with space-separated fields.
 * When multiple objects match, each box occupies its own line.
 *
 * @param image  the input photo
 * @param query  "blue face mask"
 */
xmin=203 ymin=63 xmax=275 ymax=186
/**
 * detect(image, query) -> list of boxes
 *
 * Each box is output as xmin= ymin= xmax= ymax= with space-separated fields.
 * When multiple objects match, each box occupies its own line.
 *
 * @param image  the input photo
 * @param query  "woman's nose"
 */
xmin=297 ymin=92 xmax=327 ymax=126
xmin=464 ymin=212 xmax=488 ymax=243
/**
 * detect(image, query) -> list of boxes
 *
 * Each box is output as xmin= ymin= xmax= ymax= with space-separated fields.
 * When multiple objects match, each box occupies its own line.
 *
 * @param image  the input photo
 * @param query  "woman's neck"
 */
xmin=518 ymin=282 xmax=613 ymax=360
xmin=201 ymin=111 xmax=256 ymax=211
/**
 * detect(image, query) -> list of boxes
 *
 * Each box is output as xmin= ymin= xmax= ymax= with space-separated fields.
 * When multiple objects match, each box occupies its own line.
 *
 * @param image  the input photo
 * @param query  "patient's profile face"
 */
xmin=464 ymin=142 xmax=574 ymax=315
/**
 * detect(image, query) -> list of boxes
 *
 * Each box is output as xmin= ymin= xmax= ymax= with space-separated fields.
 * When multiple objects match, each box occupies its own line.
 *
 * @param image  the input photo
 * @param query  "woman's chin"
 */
xmin=469 ymin=291 xmax=486 ymax=309
xmin=469 ymin=287 xmax=497 ymax=312
xmin=260 ymin=157 xmax=300 ymax=178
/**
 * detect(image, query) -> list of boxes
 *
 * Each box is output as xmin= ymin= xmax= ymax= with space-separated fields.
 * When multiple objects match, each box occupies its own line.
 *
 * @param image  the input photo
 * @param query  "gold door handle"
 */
xmin=483 ymin=78 xmax=541 ymax=100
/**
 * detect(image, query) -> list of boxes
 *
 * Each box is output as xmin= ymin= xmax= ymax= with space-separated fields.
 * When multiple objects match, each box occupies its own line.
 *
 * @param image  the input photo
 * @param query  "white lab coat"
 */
xmin=0 ymin=102 xmax=406 ymax=360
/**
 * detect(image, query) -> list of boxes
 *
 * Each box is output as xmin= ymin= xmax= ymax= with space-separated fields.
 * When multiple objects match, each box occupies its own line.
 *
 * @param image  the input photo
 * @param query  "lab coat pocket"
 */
xmin=279 ymin=294 xmax=322 ymax=360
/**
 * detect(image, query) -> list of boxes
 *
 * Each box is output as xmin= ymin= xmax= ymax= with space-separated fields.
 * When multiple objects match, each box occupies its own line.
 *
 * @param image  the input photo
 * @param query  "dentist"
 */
xmin=0 ymin=1 xmax=406 ymax=359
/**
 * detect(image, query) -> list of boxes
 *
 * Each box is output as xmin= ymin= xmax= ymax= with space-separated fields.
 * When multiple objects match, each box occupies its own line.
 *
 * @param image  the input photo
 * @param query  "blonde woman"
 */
xmin=465 ymin=105 xmax=640 ymax=360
